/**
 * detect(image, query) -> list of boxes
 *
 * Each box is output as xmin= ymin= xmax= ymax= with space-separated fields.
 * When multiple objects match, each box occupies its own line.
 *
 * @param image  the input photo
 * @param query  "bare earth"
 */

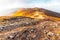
xmin=0 ymin=16 xmax=60 ymax=40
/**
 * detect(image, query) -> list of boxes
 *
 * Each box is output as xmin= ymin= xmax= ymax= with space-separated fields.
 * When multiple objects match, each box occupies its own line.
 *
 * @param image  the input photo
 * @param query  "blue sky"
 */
xmin=0 ymin=0 xmax=60 ymax=9
xmin=21 ymin=0 xmax=60 ymax=7
xmin=0 ymin=0 xmax=60 ymax=16
xmin=22 ymin=0 xmax=50 ymax=3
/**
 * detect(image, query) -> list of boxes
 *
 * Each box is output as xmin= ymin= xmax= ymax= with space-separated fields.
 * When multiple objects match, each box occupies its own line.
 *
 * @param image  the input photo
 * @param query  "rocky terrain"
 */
xmin=0 ymin=8 xmax=60 ymax=40
xmin=0 ymin=16 xmax=60 ymax=40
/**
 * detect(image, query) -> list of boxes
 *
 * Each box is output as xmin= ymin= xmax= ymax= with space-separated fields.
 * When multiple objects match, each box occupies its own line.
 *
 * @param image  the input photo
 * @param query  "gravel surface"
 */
xmin=0 ymin=16 xmax=60 ymax=40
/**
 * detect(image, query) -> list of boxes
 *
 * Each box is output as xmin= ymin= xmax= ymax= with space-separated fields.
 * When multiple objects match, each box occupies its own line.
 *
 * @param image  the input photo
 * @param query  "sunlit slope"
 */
xmin=11 ymin=8 xmax=60 ymax=21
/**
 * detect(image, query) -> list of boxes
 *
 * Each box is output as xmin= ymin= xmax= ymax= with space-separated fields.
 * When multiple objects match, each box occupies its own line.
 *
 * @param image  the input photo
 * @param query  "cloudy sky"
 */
xmin=0 ymin=0 xmax=60 ymax=16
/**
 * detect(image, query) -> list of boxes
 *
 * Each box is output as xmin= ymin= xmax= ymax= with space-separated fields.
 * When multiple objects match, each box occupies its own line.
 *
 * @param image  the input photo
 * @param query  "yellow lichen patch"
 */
xmin=11 ymin=9 xmax=47 ymax=19
xmin=10 ymin=8 xmax=60 ymax=21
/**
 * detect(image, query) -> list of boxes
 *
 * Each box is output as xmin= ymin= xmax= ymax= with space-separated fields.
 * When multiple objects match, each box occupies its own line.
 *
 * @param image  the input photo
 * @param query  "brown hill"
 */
xmin=0 ymin=8 xmax=60 ymax=40
xmin=12 ymin=8 xmax=60 ymax=17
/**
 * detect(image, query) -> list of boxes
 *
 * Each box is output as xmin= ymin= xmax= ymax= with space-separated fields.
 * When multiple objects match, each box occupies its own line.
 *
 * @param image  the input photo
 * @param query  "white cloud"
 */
xmin=0 ymin=0 xmax=26 ymax=16
xmin=0 ymin=0 xmax=25 ymax=11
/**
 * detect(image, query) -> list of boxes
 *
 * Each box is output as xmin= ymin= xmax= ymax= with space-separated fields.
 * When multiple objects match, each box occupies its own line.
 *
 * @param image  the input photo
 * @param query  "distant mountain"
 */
xmin=0 ymin=8 xmax=60 ymax=21
xmin=41 ymin=8 xmax=60 ymax=18
xmin=12 ymin=8 xmax=60 ymax=18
